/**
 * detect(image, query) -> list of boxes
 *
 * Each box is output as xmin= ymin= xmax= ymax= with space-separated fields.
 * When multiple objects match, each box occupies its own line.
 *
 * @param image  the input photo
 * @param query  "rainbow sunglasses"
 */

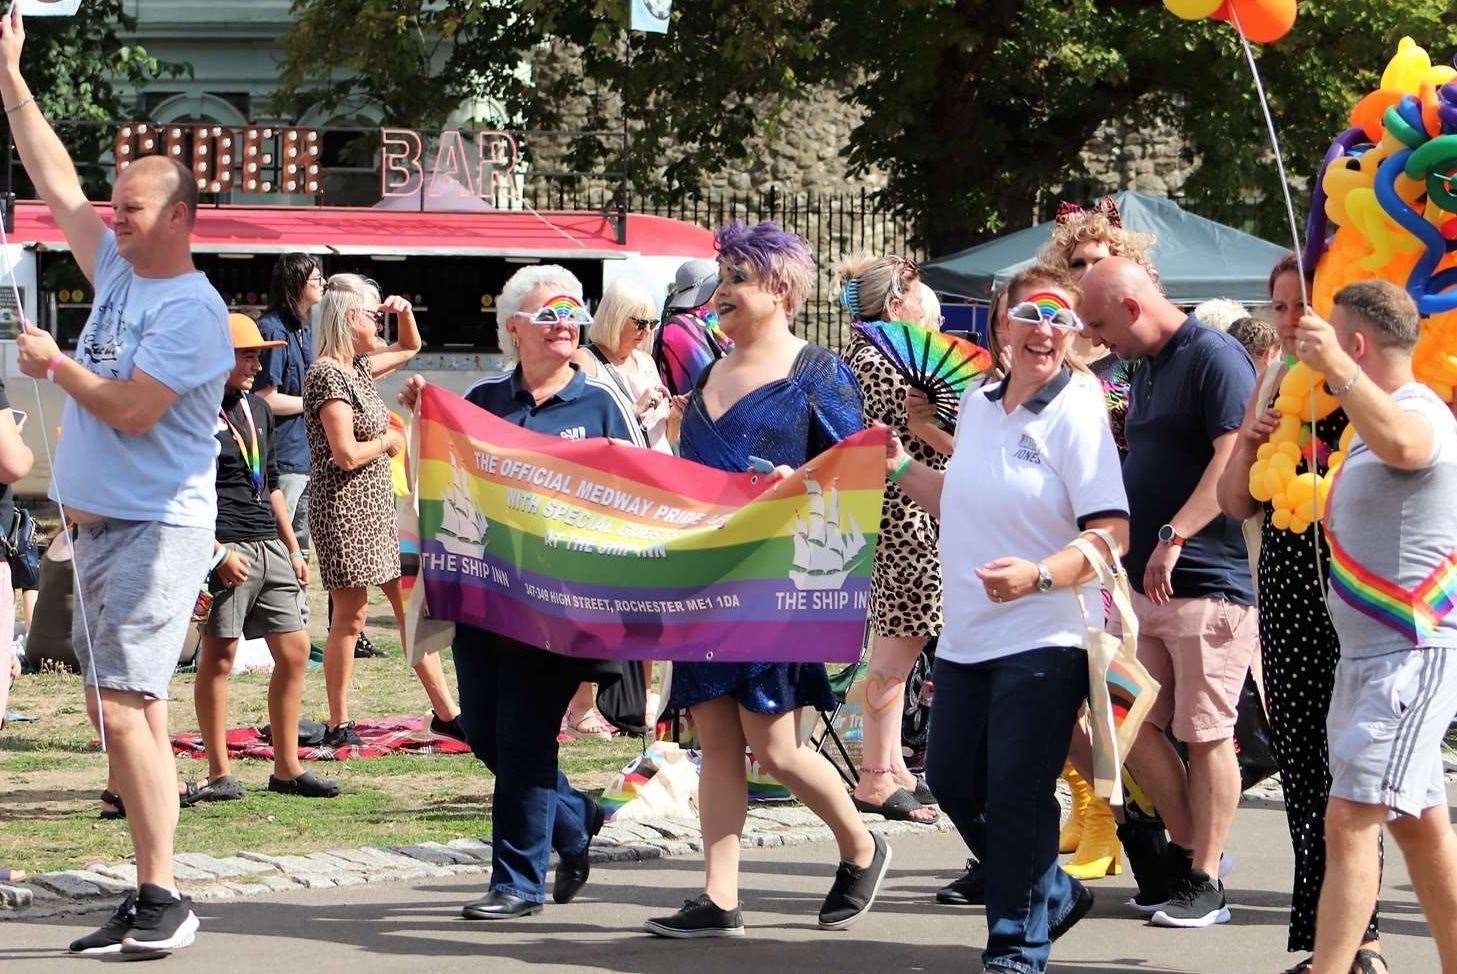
xmin=517 ymin=294 xmax=592 ymax=327
xmin=1007 ymin=291 xmax=1084 ymax=332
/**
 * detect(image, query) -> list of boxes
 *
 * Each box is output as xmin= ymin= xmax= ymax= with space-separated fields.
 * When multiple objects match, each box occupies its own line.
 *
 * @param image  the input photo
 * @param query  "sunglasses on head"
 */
xmin=1007 ymin=296 xmax=1084 ymax=333
xmin=517 ymin=295 xmax=592 ymax=327
xmin=630 ymin=316 xmax=660 ymax=332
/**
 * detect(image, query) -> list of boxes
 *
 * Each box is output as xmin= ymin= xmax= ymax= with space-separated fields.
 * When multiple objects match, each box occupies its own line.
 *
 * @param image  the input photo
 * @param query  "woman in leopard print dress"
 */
xmin=839 ymin=254 xmax=948 ymax=824
xmin=304 ymin=273 xmax=460 ymax=748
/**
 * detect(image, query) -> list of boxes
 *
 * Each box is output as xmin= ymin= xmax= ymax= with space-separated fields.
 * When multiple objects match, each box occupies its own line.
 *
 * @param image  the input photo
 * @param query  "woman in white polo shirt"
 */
xmin=888 ymin=266 xmax=1129 ymax=974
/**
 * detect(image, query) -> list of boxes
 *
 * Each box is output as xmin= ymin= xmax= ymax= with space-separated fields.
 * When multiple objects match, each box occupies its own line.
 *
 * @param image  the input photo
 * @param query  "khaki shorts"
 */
xmin=205 ymin=538 xmax=305 ymax=640
xmin=1133 ymin=592 xmax=1259 ymax=744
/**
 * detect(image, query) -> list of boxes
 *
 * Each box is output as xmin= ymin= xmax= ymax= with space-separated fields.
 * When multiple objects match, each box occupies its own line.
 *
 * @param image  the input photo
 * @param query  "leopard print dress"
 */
xmin=303 ymin=356 xmax=400 ymax=590
xmin=845 ymin=334 xmax=946 ymax=639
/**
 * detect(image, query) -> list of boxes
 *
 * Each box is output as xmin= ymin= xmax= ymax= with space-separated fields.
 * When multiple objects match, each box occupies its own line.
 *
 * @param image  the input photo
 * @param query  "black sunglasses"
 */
xmin=630 ymin=316 xmax=660 ymax=332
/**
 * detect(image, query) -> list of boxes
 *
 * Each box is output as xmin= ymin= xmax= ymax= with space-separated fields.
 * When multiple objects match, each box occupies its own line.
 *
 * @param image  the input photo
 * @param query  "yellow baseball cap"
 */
xmin=229 ymin=312 xmax=286 ymax=350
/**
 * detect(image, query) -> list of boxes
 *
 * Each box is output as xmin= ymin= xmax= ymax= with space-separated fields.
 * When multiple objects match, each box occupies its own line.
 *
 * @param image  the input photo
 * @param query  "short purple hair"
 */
xmin=714 ymin=221 xmax=816 ymax=318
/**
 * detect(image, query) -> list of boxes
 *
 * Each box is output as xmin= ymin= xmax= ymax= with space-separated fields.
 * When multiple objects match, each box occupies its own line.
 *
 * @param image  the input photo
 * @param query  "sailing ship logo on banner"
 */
xmin=437 ymin=456 xmax=489 ymax=560
xmin=789 ymin=478 xmax=867 ymax=591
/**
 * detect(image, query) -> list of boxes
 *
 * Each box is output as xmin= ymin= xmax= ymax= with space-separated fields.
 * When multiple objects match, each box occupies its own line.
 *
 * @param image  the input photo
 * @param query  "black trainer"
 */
xmin=68 ymin=891 xmax=137 ymax=955
xmin=120 ymin=884 xmax=199 ymax=953
xmin=321 ymin=721 xmax=364 ymax=748
xmin=430 ymin=712 xmax=468 ymax=744
xmin=268 ymin=770 xmax=341 ymax=798
xmin=818 ymin=831 xmax=892 ymax=930
xmin=1149 ymin=870 xmax=1230 ymax=928
xmin=643 ymin=893 xmax=746 ymax=939
xmin=935 ymin=858 xmax=985 ymax=905
xmin=1129 ymin=841 xmax=1192 ymax=916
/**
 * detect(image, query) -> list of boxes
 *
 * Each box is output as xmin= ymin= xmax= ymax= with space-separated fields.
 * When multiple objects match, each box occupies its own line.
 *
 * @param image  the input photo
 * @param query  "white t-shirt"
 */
xmin=52 ymin=230 xmax=232 ymax=528
xmin=937 ymin=368 xmax=1129 ymax=665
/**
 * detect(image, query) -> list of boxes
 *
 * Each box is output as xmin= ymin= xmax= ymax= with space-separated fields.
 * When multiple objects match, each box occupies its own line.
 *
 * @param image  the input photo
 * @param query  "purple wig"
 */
xmin=714 ymin=221 xmax=816 ymax=316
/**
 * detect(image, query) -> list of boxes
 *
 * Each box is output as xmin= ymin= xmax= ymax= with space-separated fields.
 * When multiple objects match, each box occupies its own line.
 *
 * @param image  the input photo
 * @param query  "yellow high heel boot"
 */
xmin=1063 ymin=792 xmax=1122 ymax=880
xmin=1058 ymin=764 xmax=1092 ymax=855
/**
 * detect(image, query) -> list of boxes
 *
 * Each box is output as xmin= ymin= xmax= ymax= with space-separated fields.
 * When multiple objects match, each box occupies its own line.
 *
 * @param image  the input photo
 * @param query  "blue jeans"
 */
xmin=452 ymin=626 xmax=594 ymax=903
xmin=926 ymin=647 xmax=1090 ymax=974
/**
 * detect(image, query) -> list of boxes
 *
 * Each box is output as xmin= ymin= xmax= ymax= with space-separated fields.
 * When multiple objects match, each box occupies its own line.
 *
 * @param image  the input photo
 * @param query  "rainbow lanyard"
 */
xmin=220 ymin=397 xmax=264 ymax=501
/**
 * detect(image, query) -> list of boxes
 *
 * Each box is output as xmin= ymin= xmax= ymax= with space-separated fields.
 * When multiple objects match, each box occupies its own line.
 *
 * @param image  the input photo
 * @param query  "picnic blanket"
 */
xmin=170 ymin=715 xmax=472 ymax=762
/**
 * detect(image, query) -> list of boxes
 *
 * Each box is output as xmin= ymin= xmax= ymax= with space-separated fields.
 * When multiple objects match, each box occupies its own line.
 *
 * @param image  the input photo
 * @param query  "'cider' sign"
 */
xmin=115 ymin=123 xmax=322 ymax=196
xmin=380 ymin=129 xmax=520 ymax=201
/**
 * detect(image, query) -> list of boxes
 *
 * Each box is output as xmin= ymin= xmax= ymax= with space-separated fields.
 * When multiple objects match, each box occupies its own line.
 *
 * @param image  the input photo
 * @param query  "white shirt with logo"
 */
xmin=937 ymin=369 xmax=1129 ymax=665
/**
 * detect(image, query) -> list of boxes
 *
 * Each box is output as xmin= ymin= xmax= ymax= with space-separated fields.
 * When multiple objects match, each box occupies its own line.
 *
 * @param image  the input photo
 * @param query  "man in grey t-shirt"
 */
xmin=4 ymin=8 xmax=230 ymax=957
xmin=1292 ymin=281 xmax=1457 ymax=974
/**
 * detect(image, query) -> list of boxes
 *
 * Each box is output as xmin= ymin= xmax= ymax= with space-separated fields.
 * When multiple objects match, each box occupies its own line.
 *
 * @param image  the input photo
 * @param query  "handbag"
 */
xmin=3 ymin=506 xmax=39 ymax=590
xmin=1068 ymin=529 xmax=1160 ymax=805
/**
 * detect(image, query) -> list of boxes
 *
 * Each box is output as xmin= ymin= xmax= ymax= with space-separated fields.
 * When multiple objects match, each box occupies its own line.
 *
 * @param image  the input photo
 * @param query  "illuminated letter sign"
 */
xmin=381 ymin=128 xmax=424 ymax=197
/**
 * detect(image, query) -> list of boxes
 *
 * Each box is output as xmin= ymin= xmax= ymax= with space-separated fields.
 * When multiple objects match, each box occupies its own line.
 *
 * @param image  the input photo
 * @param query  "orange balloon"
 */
xmin=1349 ymin=89 xmax=1403 ymax=142
xmin=1228 ymin=0 xmax=1296 ymax=43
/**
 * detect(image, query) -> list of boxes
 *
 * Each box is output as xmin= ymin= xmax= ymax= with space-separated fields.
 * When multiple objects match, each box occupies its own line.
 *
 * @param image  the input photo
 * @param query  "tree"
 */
xmin=5 ymin=0 xmax=188 ymax=197
xmin=275 ymin=0 xmax=1457 ymax=253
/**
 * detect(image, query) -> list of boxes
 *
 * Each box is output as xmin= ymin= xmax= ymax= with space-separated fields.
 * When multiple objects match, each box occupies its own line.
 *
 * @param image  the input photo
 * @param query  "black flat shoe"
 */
xmin=553 ymin=798 xmax=605 ymax=905
xmin=98 ymin=789 xmax=125 ymax=821
xmin=461 ymin=889 xmax=543 ymax=920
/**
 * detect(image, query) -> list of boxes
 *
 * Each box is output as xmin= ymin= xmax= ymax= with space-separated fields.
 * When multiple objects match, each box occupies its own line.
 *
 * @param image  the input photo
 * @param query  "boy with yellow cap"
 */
xmin=185 ymin=314 xmax=339 ymax=804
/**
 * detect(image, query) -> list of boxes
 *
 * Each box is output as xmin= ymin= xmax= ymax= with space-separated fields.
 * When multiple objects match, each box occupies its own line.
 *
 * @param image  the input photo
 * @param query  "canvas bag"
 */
xmin=1068 ymin=530 xmax=1160 ymax=805
xmin=599 ymin=740 xmax=700 ymax=821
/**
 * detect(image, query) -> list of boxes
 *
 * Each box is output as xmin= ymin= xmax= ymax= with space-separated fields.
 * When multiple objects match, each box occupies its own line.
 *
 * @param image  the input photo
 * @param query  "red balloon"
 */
xmin=1228 ymin=0 xmax=1296 ymax=43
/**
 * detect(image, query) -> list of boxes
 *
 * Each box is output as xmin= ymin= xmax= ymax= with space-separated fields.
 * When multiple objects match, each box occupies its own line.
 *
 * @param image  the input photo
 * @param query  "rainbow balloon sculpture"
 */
xmin=1249 ymin=36 xmax=1457 ymax=533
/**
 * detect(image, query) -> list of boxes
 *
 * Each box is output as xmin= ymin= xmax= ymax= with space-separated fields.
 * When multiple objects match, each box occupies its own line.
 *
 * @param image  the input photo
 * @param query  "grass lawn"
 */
xmin=0 ymin=586 xmax=643 ymax=875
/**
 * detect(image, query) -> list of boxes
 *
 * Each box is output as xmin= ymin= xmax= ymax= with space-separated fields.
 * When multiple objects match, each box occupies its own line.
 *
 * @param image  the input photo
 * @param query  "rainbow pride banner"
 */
xmin=407 ymin=385 xmax=887 ymax=663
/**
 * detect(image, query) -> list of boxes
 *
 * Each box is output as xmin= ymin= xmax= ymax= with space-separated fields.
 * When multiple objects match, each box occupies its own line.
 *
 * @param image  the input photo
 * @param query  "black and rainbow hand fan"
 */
xmin=851 ymin=320 xmax=994 ymax=426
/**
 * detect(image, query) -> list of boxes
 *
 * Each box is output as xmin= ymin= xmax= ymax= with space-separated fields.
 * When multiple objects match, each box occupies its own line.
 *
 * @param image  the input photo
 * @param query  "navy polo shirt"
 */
xmin=464 ymin=364 xmax=643 ymax=445
xmin=255 ymin=307 xmax=314 ymax=474
xmin=1122 ymin=317 xmax=1256 ymax=605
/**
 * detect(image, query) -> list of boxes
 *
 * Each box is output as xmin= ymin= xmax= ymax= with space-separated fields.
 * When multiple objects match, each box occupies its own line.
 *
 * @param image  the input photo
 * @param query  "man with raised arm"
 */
xmin=1 ymin=7 xmax=231 ymax=958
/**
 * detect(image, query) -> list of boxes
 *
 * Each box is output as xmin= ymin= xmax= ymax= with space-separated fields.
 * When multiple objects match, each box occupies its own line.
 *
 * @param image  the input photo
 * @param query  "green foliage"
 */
xmin=275 ymin=0 xmax=1457 ymax=252
xmin=10 ymin=0 xmax=187 ymax=195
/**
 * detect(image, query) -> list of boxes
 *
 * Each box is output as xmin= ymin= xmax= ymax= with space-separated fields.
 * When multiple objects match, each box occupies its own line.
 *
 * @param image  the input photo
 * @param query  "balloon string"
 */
xmin=0 ymin=211 xmax=105 ymax=752
xmin=1228 ymin=6 xmax=1329 ymax=606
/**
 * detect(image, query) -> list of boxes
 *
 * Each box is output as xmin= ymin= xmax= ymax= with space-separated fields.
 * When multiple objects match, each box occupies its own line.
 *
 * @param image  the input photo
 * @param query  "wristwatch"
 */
xmin=1035 ymin=562 xmax=1054 ymax=592
xmin=1158 ymin=524 xmax=1186 ymax=547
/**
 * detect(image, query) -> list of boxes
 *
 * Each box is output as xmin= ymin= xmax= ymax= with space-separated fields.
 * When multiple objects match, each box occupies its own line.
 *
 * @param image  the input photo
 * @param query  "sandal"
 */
xmin=568 ymin=707 xmax=616 ymax=739
xmin=98 ymin=789 xmax=125 ymax=821
xmin=912 ymin=776 xmax=938 ymax=807
xmin=1352 ymin=949 xmax=1390 ymax=974
xmin=179 ymin=775 xmax=245 ymax=807
xmin=852 ymin=788 xmax=929 ymax=822
xmin=268 ymin=770 xmax=341 ymax=798
xmin=1280 ymin=958 xmax=1311 ymax=974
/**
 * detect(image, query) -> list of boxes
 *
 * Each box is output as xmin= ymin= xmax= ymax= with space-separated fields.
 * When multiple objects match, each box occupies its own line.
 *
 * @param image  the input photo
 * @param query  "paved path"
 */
xmin=0 ymin=800 xmax=1440 ymax=972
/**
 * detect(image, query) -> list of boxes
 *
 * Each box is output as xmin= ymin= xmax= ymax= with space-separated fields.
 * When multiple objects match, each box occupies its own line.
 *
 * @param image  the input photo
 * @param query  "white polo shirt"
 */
xmin=938 ymin=368 xmax=1129 ymax=665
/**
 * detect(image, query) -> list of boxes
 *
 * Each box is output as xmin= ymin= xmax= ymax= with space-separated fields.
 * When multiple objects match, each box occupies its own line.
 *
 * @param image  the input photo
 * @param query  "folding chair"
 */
xmin=808 ymin=660 xmax=865 ymax=790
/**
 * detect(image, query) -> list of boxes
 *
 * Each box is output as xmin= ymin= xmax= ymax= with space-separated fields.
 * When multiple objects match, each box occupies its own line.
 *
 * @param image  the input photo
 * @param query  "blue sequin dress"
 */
xmin=669 ymin=344 xmax=865 ymax=715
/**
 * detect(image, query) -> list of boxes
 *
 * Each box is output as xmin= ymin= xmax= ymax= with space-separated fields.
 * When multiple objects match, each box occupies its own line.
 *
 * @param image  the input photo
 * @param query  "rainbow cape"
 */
xmin=407 ymin=384 xmax=887 ymax=663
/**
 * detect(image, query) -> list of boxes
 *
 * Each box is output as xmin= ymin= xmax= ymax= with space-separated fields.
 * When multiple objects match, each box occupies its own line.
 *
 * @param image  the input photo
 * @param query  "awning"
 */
xmin=11 ymin=201 xmax=717 ymax=260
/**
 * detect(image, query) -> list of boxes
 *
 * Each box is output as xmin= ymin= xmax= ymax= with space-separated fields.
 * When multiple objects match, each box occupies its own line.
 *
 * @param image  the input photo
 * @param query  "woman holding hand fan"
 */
xmin=839 ymin=253 xmax=954 ymax=825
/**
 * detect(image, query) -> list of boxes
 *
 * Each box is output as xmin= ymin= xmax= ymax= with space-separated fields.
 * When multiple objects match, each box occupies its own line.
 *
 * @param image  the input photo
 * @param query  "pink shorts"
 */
xmin=1133 ymin=592 xmax=1258 ymax=744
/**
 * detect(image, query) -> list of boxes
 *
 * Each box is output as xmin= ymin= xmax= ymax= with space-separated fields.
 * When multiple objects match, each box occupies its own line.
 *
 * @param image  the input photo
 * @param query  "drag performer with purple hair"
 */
xmin=643 ymin=222 xmax=891 ymax=939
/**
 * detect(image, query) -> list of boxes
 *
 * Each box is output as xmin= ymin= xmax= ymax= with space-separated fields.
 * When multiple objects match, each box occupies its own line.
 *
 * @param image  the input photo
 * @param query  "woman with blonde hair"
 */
xmin=572 ymin=278 xmax=671 ymax=453
xmin=303 ymin=273 xmax=461 ymax=748
xmin=837 ymin=252 xmax=943 ymax=825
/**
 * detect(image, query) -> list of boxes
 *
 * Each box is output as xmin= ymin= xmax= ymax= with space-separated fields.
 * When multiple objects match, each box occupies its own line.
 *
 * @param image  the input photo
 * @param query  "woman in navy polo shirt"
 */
xmin=399 ymin=266 xmax=642 ymax=921
xmin=890 ymin=265 xmax=1129 ymax=974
